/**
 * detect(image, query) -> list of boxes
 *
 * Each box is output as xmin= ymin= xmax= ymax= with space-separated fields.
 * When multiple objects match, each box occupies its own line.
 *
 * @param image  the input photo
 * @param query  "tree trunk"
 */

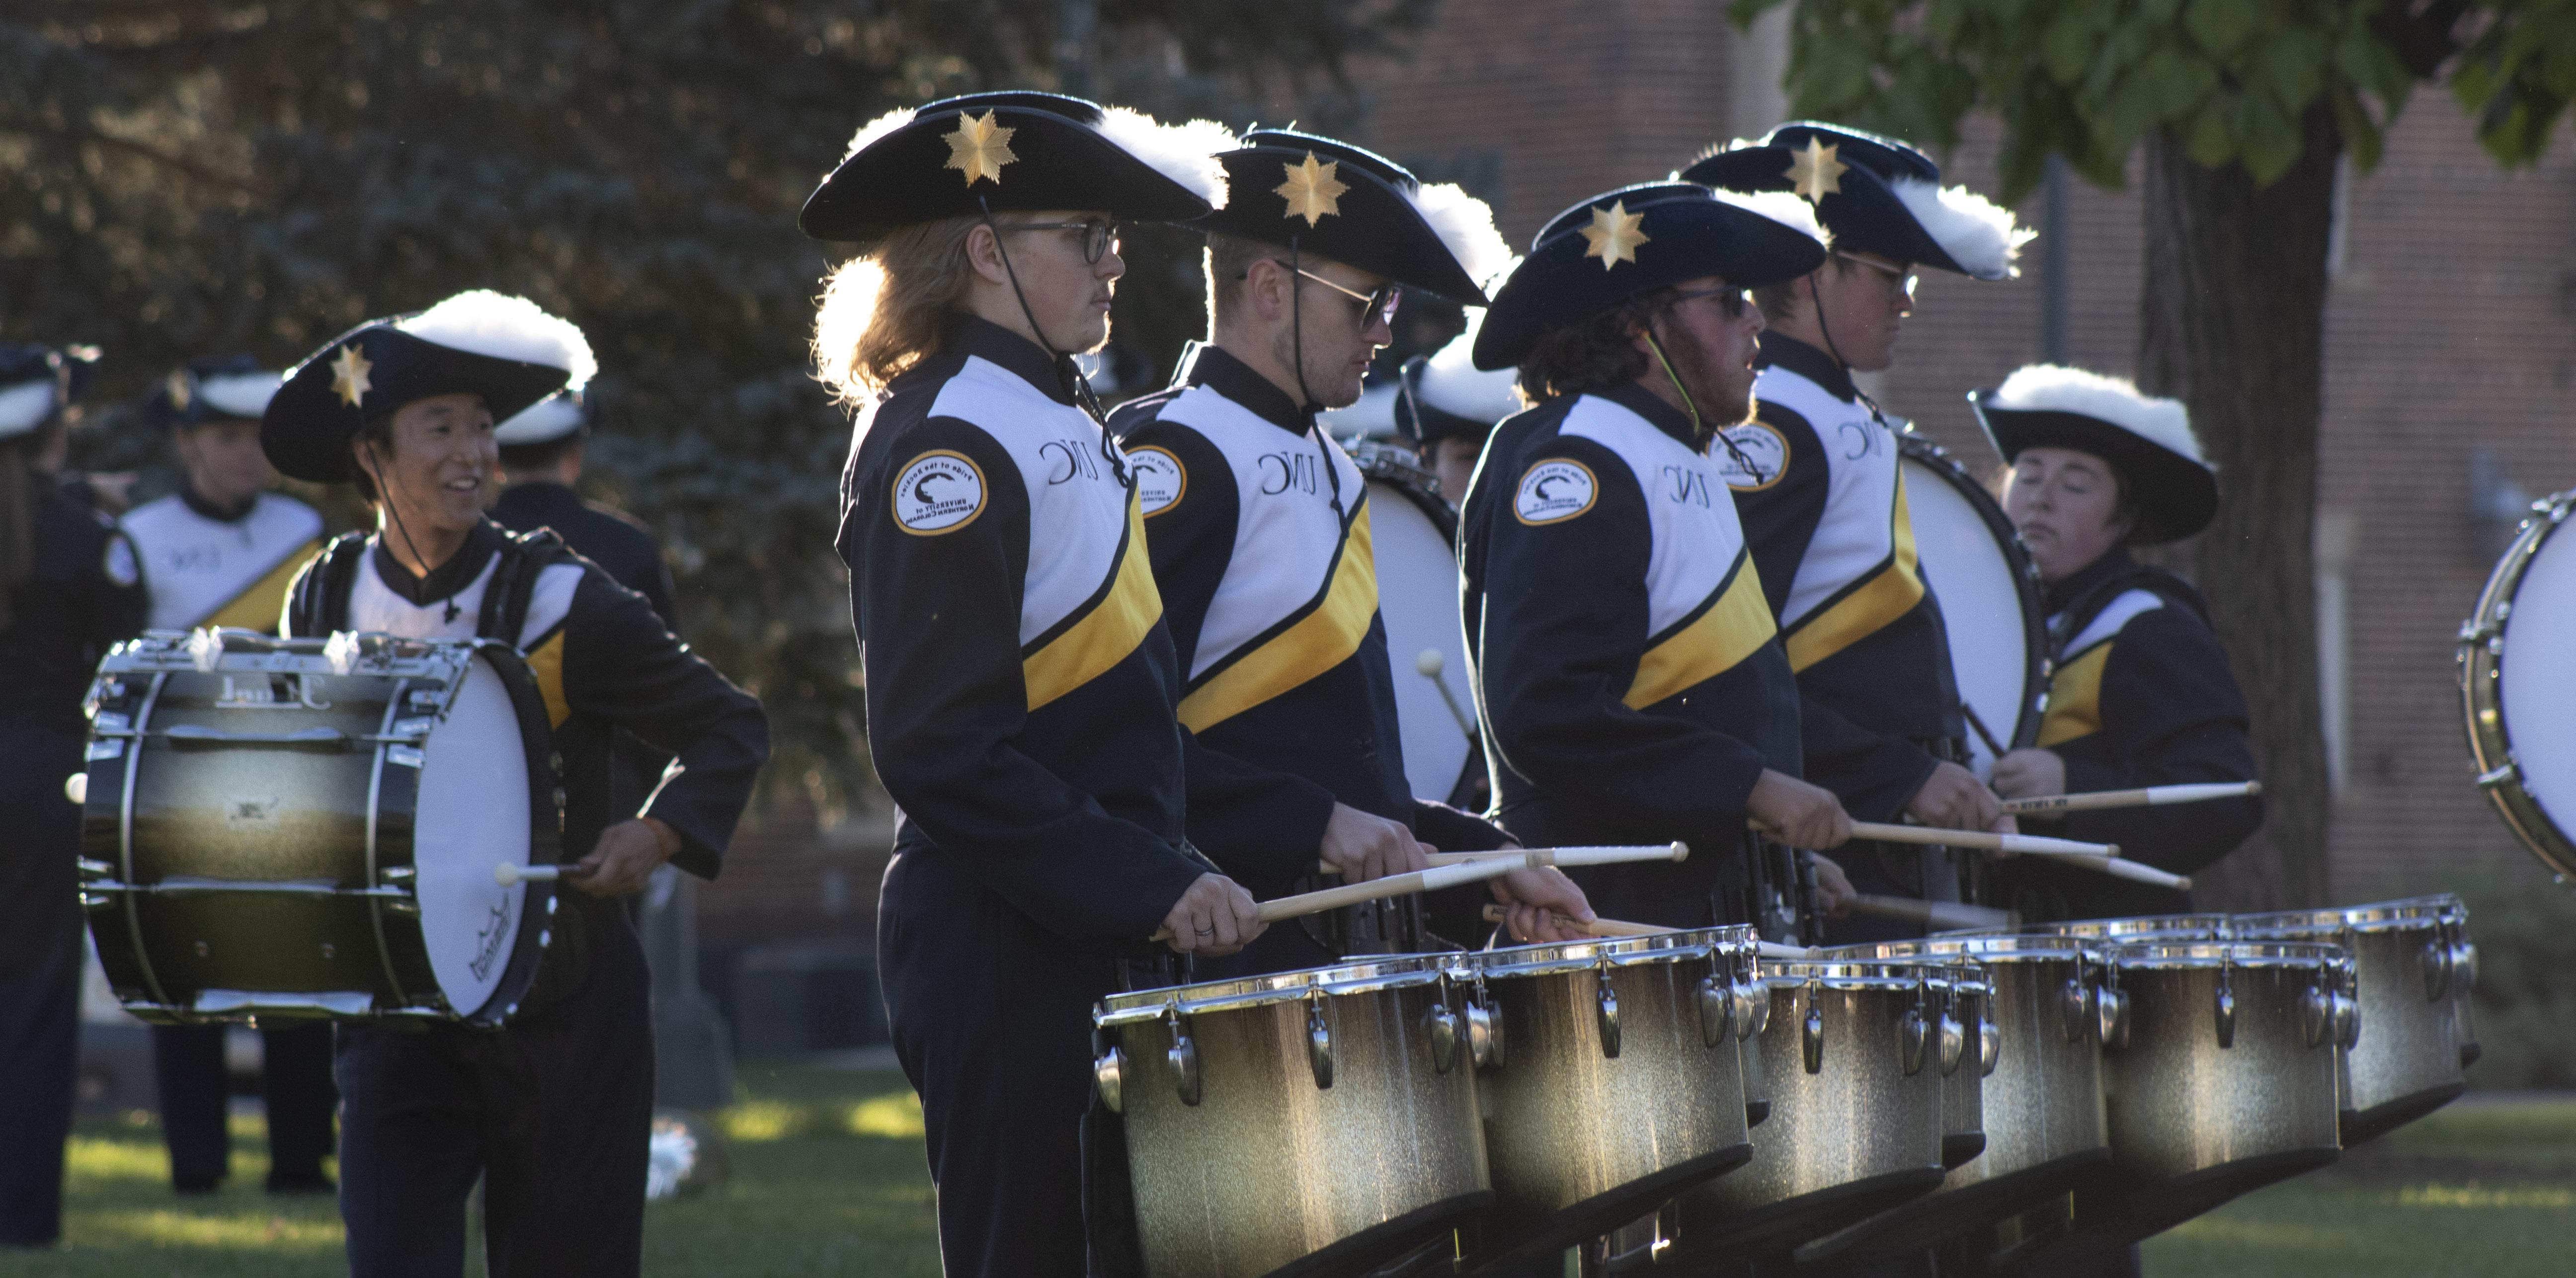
xmin=2134 ymin=105 xmax=2340 ymax=912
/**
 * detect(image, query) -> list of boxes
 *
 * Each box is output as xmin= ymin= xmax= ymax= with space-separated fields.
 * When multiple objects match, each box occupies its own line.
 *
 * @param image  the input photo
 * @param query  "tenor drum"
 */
xmin=1798 ymin=936 xmax=2111 ymax=1263
xmin=2461 ymin=491 xmax=2576 ymax=880
xmin=1094 ymin=954 xmax=1491 ymax=1278
xmin=1348 ymin=440 xmax=1479 ymax=807
xmin=1902 ymin=437 xmax=2046 ymax=778
xmin=2038 ymin=913 xmax=2231 ymax=943
xmin=1663 ymin=960 xmax=1949 ymax=1263
xmin=78 ymin=630 xmax=560 ymax=1026
xmin=1458 ymin=928 xmax=1763 ymax=1265
xmin=2235 ymin=897 xmax=2474 ymax=1144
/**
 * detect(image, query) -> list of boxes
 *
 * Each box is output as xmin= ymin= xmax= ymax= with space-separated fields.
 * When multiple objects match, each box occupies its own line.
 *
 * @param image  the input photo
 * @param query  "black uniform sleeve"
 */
xmin=2040 ymin=607 xmax=2263 ymax=874
xmin=1478 ymin=437 xmax=1771 ymax=831
xmin=558 ymin=569 xmax=769 ymax=880
xmin=843 ymin=417 xmax=1208 ymax=944
xmin=1731 ymin=405 xmax=1831 ymax=622
xmin=87 ymin=526 xmax=148 ymax=651
xmin=1799 ymin=697 xmax=1940 ymax=824
xmin=1410 ymin=799 xmax=1512 ymax=853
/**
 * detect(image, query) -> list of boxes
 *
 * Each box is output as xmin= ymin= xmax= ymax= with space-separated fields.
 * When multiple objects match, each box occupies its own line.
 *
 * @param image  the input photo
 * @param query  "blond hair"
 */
xmin=812 ymin=215 xmax=981 ymax=405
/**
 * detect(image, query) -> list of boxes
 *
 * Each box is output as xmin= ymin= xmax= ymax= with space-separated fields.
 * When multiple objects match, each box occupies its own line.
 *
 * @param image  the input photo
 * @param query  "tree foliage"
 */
xmin=0 ymin=0 xmax=1427 ymax=815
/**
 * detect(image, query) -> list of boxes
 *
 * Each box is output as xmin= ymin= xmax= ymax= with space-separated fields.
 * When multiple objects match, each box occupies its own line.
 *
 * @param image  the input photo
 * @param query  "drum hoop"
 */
xmin=2106 ymin=940 xmax=2343 ymax=969
xmin=452 ymin=639 xmax=564 ymax=1026
xmin=2460 ymin=492 xmax=2576 ymax=879
xmin=1834 ymin=935 xmax=2084 ymax=963
xmin=1763 ymin=958 xmax=1953 ymax=990
xmin=2234 ymin=902 xmax=2455 ymax=935
xmin=2041 ymin=914 xmax=2233 ymax=939
xmin=1899 ymin=435 xmax=2048 ymax=751
xmin=1095 ymin=951 xmax=1458 ymax=1023
xmin=1470 ymin=926 xmax=1755 ymax=978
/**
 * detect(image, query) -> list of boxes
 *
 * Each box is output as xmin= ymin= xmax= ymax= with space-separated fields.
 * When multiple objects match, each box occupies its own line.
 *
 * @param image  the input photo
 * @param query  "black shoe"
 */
xmin=172 ymin=1181 xmax=222 ymax=1196
xmin=266 ymin=1173 xmax=336 ymax=1197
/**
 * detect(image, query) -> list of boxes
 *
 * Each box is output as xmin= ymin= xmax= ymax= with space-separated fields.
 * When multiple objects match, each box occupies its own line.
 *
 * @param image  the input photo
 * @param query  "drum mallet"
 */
xmin=1413 ymin=648 xmax=1479 ymax=738
xmin=1754 ymin=818 xmax=2119 ymax=860
xmin=1317 ymin=842 xmax=1689 ymax=876
xmin=2002 ymin=781 xmax=2261 ymax=816
xmin=1153 ymin=852 xmax=1539 ymax=943
xmin=494 ymin=863 xmax=566 ymax=887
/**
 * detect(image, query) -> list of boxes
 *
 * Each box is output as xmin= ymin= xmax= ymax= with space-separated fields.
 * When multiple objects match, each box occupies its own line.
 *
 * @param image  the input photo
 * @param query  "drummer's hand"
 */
xmin=1806 ymin=853 xmax=1856 ymax=918
xmin=1991 ymin=749 xmax=2064 ymax=802
xmin=1319 ymin=802 xmax=1433 ymax=881
xmin=1748 ymin=769 xmax=1852 ymax=850
xmin=1906 ymin=761 xmax=2010 ymax=834
xmin=566 ymin=818 xmax=678 ymax=896
xmin=1491 ymin=867 xmax=1594 ymax=943
xmin=1161 ymin=873 xmax=1264 ymax=957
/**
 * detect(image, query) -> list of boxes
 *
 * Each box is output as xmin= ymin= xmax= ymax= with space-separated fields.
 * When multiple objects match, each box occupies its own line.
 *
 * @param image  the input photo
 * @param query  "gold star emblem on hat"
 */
xmin=165 ymin=369 xmax=192 ymax=410
xmin=1785 ymin=138 xmax=1846 ymax=202
xmin=1275 ymin=152 xmax=1349 ymax=226
xmin=942 ymin=110 xmax=1018 ymax=187
xmin=329 ymin=344 xmax=373 ymax=408
xmin=1579 ymin=200 xmax=1650 ymax=271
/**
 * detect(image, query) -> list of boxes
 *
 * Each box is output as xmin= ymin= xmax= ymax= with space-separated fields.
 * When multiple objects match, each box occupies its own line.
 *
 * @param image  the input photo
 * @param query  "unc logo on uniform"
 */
xmin=1712 ymin=422 xmax=1789 ymax=491
xmin=891 ymin=450 xmax=987 ymax=535
xmin=1514 ymin=459 xmax=1598 ymax=525
xmin=1128 ymin=445 xmax=1186 ymax=516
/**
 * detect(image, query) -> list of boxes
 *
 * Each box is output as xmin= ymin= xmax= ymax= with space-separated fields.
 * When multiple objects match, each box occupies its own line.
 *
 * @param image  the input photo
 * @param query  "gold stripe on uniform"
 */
xmin=1784 ymin=468 xmax=1924 ymax=673
xmin=1023 ymin=493 xmax=1166 ymax=713
xmin=203 ymin=539 xmax=323 ymax=633
xmin=2037 ymin=641 xmax=2111 ymax=748
xmin=1625 ymin=551 xmax=1776 ymax=709
xmin=526 ymin=630 xmax=572 ymax=728
xmin=1178 ymin=505 xmax=1377 ymax=733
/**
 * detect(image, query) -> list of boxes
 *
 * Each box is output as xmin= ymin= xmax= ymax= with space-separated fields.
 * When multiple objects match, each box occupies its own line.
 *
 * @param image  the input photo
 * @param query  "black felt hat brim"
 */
xmin=1683 ymin=148 xmax=1970 ymax=277
xmin=1194 ymin=146 xmax=1487 ymax=304
xmin=263 ymin=326 xmax=569 ymax=483
xmin=800 ymin=107 xmax=1210 ymax=244
xmin=1472 ymin=185 xmax=1825 ymax=371
xmin=1970 ymin=397 xmax=2220 ymax=545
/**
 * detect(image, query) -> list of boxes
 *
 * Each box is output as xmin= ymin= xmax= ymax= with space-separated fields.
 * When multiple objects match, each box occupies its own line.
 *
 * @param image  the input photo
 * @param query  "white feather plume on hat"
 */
xmin=1889 ymin=178 xmax=2031 ymax=281
xmin=1713 ymin=187 xmax=1830 ymax=248
xmin=195 ymin=371 xmax=283 ymax=420
xmin=1093 ymin=108 xmax=1236 ymax=210
xmin=396 ymin=291 xmax=597 ymax=389
xmin=1989 ymin=365 xmax=2204 ymax=465
xmin=0 ymin=380 xmax=56 ymax=439
xmin=1401 ymin=182 xmax=1512 ymax=297
xmin=840 ymin=105 xmax=918 ymax=161
xmin=1418 ymin=309 xmax=1523 ymax=424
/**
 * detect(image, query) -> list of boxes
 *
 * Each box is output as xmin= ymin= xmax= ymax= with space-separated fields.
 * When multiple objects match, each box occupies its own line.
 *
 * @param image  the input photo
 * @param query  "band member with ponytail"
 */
xmin=803 ymin=93 xmax=1268 ymax=1278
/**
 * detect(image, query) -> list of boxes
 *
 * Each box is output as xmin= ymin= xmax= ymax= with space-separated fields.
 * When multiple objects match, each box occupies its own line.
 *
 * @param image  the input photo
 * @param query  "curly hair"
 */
xmin=1514 ymin=287 xmax=1677 ymax=402
xmin=812 ymin=214 xmax=982 ymax=405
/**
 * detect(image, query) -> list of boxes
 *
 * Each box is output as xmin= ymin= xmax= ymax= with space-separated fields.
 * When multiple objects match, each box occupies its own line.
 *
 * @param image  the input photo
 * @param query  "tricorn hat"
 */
xmin=1683 ymin=121 xmax=2029 ymax=280
xmin=0 ymin=343 xmax=98 ymax=441
xmin=144 ymin=354 xmax=285 ymax=432
xmin=800 ymin=91 xmax=1233 ymax=245
xmin=1472 ymin=182 xmax=1826 ymax=372
xmin=1194 ymin=129 xmax=1509 ymax=305
xmin=1969 ymin=365 xmax=2218 ymax=545
xmin=262 ymin=290 xmax=595 ymax=483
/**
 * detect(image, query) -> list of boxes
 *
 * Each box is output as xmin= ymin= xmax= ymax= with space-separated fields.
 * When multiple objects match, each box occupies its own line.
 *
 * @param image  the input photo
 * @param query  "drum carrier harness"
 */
xmin=293 ymin=526 xmax=570 ymax=650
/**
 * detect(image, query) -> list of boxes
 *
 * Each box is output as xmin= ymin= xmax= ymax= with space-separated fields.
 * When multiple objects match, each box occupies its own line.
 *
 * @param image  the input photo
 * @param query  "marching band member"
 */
xmin=1109 ymin=129 xmax=1590 ymax=967
xmin=121 ymin=357 xmax=338 ymax=1197
xmin=803 ymin=92 xmax=1263 ymax=1278
xmin=1460 ymin=181 xmax=1856 ymax=933
xmin=492 ymin=389 xmax=680 ymax=632
xmin=1974 ymin=366 xmax=2263 ymax=921
xmin=0 ymin=344 xmax=143 ymax=1249
xmin=1395 ymin=312 xmax=1525 ymax=505
xmin=1686 ymin=122 xmax=2032 ymax=940
xmin=263 ymin=289 xmax=769 ymax=1278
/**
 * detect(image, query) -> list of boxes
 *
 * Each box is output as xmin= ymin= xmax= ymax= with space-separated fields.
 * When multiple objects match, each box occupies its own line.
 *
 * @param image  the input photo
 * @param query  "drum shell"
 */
xmin=2235 ymin=907 xmax=2470 ymax=1144
xmin=1467 ymin=941 xmax=1753 ymax=1262
xmin=1668 ymin=970 xmax=1946 ymax=1260
xmin=1105 ymin=976 xmax=1489 ymax=1278
xmin=1940 ymin=973 xmax=1987 ymax=1171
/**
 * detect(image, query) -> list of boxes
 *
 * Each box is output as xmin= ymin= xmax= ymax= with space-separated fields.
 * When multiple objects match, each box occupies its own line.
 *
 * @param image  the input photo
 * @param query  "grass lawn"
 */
xmin=5 ymin=1069 xmax=2571 ymax=1276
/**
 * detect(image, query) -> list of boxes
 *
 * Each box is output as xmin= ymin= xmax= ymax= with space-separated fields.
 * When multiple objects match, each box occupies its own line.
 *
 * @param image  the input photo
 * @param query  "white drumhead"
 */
xmin=412 ymin=652 xmax=534 ymax=1019
xmin=1904 ymin=458 xmax=2034 ymax=779
xmin=1368 ymin=481 xmax=1474 ymax=802
xmin=2499 ymin=520 xmax=2576 ymax=841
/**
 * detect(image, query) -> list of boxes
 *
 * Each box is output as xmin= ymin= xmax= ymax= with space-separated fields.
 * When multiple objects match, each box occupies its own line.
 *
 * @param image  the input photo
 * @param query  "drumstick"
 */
xmin=1479 ymin=905 xmax=1815 ymax=959
xmin=1414 ymin=648 xmax=1479 ymax=738
xmin=1960 ymin=704 xmax=2010 ymax=760
xmin=1316 ymin=842 xmax=1688 ymax=875
xmin=493 ymin=863 xmax=564 ymax=886
xmin=1151 ymin=852 xmax=1536 ymax=942
xmin=1845 ymin=893 xmax=2017 ymax=932
xmin=1756 ymin=819 xmax=2118 ymax=859
xmin=2002 ymin=781 xmax=2262 ymax=816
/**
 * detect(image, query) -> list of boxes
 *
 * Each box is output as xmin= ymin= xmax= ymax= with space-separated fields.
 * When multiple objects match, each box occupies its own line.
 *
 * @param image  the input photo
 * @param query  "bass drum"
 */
xmin=1349 ymin=440 xmax=1481 ymax=807
xmin=1902 ymin=436 xmax=2046 ymax=779
xmin=2461 ymin=490 xmax=2576 ymax=878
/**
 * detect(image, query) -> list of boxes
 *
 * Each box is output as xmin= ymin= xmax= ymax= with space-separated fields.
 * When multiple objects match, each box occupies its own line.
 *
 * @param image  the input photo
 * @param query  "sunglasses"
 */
xmin=1009 ymin=218 xmax=1123 ymax=264
xmin=1240 ymin=261 xmax=1401 ymax=326
xmin=1834 ymin=251 xmax=1919 ymax=301
xmin=1666 ymin=284 xmax=1754 ymax=317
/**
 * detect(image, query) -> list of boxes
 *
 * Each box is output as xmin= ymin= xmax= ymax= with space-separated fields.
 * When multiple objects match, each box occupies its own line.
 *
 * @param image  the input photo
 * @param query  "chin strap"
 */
xmin=1806 ymin=271 xmax=1893 ymax=431
xmin=976 ymin=198 xmax=1129 ymax=487
xmin=361 ymin=443 xmax=461 ymax=624
xmin=1642 ymin=320 xmax=1765 ymax=481
xmin=1287 ymin=237 xmax=1322 ymax=415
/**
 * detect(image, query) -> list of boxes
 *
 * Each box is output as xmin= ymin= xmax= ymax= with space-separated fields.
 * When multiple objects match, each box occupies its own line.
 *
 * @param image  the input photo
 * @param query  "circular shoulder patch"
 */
xmin=102 ymin=536 xmax=140 ymax=588
xmin=1514 ymin=458 xmax=1598 ymax=526
xmin=1712 ymin=422 xmax=1789 ymax=491
xmin=891 ymin=450 xmax=987 ymax=536
xmin=1127 ymin=445 xmax=1186 ymax=516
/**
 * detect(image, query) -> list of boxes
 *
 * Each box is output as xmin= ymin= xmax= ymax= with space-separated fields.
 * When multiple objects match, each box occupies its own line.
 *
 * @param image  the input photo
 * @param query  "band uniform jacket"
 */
xmin=1715 ymin=333 xmax=1957 ymax=822
xmin=2001 ymin=548 xmax=2262 ymax=919
xmin=492 ymin=480 xmax=681 ymax=635
xmin=1461 ymin=382 xmax=1799 ymax=928
xmin=121 ymin=488 xmax=322 ymax=633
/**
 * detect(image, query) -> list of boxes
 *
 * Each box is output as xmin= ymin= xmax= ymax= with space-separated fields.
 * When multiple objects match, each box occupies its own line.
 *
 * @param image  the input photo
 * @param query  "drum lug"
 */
xmin=1427 ymin=1006 xmax=1462 ymax=1074
xmin=1698 ymin=974 xmax=1731 ymax=1048
xmin=2214 ymin=983 xmax=2238 ymax=1050
xmin=1938 ymin=1011 xmax=1966 ymax=1078
xmin=2301 ymin=983 xmax=2333 ymax=1049
xmin=1595 ymin=967 xmax=1622 ymax=1060
xmin=2453 ymin=941 xmax=2479 ymax=995
xmin=2420 ymin=939 xmax=2452 ymax=1002
xmin=2061 ymin=978 xmax=2090 ymax=1042
xmin=77 ymin=857 xmax=113 ymax=881
xmin=1306 ymin=1002 xmax=1335 ymax=1089
xmin=1979 ymin=1018 xmax=2002 ymax=1077
xmin=1466 ymin=995 xmax=1504 ymax=1070
xmin=2096 ymin=986 xmax=2129 ymax=1049
xmin=1166 ymin=1017 xmax=1201 ymax=1107
xmin=1900 ymin=1008 xmax=1928 ymax=1076
xmin=1802 ymin=982 xmax=1825 ymax=1075
xmin=1094 ymin=1046 xmax=1127 ymax=1115
xmin=1738 ymin=976 xmax=1770 ymax=1041
xmin=379 ymin=866 xmax=415 ymax=887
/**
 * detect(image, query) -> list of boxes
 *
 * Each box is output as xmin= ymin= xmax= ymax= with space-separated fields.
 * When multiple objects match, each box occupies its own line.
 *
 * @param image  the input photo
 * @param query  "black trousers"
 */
xmin=0 ymin=728 xmax=83 ymax=1248
xmin=152 ymin=1021 xmax=338 ymax=1191
xmin=879 ymin=847 xmax=1127 ymax=1278
xmin=334 ymin=919 xmax=651 ymax=1278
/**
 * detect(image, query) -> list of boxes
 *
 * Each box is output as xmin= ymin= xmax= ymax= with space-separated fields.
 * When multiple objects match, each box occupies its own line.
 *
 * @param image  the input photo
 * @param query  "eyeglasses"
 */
xmin=1009 ymin=219 xmax=1122 ymax=264
xmin=1667 ymin=284 xmax=1754 ymax=318
xmin=1834 ymin=252 xmax=1919 ymax=301
xmin=1252 ymin=262 xmax=1401 ymax=327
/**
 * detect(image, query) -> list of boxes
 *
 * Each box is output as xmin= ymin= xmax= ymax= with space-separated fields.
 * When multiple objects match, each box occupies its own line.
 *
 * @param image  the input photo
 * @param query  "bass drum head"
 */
xmin=1902 ymin=449 xmax=2044 ymax=778
xmin=413 ymin=652 xmax=535 ymax=1020
xmin=1367 ymin=479 xmax=1476 ymax=804
xmin=2497 ymin=515 xmax=2576 ymax=854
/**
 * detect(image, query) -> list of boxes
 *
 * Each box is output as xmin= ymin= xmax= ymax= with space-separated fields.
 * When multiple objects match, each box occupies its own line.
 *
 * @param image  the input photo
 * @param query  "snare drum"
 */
xmin=1093 ymin=954 xmax=1490 ymax=1278
xmin=79 ymin=631 xmax=560 ymax=1027
xmin=2236 ymin=897 xmax=2474 ymax=1144
xmin=2461 ymin=491 xmax=2576 ymax=880
xmin=1902 ymin=437 xmax=2046 ymax=779
xmin=1347 ymin=440 xmax=1480 ymax=807
xmin=1663 ymin=959 xmax=1949 ymax=1262
xmin=1459 ymin=928 xmax=1762 ymax=1264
